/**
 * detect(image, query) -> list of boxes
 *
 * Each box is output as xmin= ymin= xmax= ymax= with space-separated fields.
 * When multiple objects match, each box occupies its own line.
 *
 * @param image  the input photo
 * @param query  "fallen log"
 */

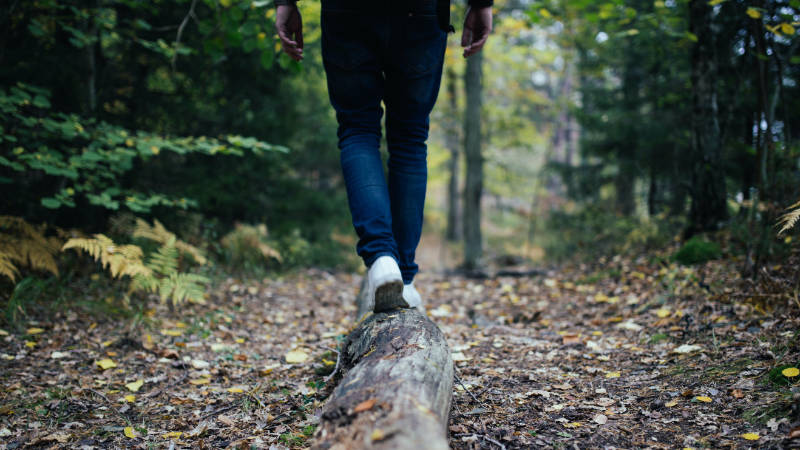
xmin=314 ymin=282 xmax=454 ymax=450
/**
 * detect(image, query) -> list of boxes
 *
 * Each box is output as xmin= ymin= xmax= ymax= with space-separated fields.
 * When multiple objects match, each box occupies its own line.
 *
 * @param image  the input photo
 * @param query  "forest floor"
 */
xmin=1 ymin=248 xmax=799 ymax=449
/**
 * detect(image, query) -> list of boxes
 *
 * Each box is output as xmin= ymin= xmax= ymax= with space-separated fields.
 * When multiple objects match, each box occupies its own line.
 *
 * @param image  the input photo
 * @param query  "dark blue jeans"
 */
xmin=321 ymin=1 xmax=447 ymax=284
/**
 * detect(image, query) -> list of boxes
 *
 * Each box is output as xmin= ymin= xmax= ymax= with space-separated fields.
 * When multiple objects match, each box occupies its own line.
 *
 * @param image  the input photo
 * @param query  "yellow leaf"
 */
xmin=227 ymin=387 xmax=244 ymax=393
xmin=150 ymin=146 xmax=160 ymax=155
xmin=780 ymin=23 xmax=796 ymax=35
xmin=665 ymin=399 xmax=678 ymax=407
xmin=161 ymin=329 xmax=182 ymax=336
xmin=746 ymin=7 xmax=762 ymax=19
xmin=694 ymin=396 xmax=712 ymax=403
xmin=123 ymin=427 xmax=137 ymax=438
xmin=708 ymin=0 xmax=726 ymax=5
xmin=741 ymin=433 xmax=760 ymax=440
xmin=189 ymin=377 xmax=210 ymax=385
xmin=101 ymin=340 xmax=113 ymax=347
xmin=605 ymin=371 xmax=621 ymax=378
xmin=26 ymin=327 xmax=45 ymax=335
xmin=125 ymin=379 xmax=144 ymax=392
xmin=0 ymin=329 xmax=8 ymax=336
xmin=25 ymin=341 xmax=36 ymax=348
xmin=96 ymin=358 xmax=117 ymax=370
xmin=655 ymin=308 xmax=671 ymax=318
xmin=124 ymin=394 xmax=136 ymax=402
xmin=285 ymin=349 xmax=309 ymax=364
xmin=539 ymin=8 xmax=552 ymax=19
xmin=220 ymin=0 xmax=232 ymax=7
xmin=257 ymin=32 xmax=266 ymax=41
xmin=125 ymin=138 xmax=134 ymax=147
xmin=594 ymin=293 xmax=609 ymax=302
xmin=162 ymin=431 xmax=182 ymax=439
xmin=782 ymin=367 xmax=799 ymax=378
xmin=322 ymin=358 xmax=336 ymax=366
xmin=235 ymin=338 xmax=245 ymax=344
xmin=370 ymin=429 xmax=386 ymax=441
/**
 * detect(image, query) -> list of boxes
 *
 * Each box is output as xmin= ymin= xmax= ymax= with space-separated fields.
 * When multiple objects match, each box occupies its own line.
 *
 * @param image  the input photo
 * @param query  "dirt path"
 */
xmin=1 ymin=258 xmax=798 ymax=448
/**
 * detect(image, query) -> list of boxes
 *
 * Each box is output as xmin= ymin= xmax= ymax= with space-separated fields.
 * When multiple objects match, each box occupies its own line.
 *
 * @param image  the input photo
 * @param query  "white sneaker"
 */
xmin=368 ymin=256 xmax=406 ymax=313
xmin=403 ymin=282 xmax=424 ymax=312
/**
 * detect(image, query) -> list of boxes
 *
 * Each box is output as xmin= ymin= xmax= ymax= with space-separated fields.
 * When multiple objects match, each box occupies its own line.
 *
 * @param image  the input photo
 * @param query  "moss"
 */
xmin=673 ymin=236 xmax=722 ymax=265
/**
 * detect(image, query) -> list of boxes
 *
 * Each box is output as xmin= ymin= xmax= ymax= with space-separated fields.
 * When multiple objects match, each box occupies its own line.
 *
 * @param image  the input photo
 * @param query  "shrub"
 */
xmin=673 ymin=236 xmax=722 ymax=265
xmin=0 ymin=216 xmax=61 ymax=282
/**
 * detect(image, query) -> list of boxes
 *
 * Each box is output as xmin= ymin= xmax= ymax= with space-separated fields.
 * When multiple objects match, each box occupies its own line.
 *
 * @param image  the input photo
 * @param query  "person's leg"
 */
xmin=383 ymin=12 xmax=448 ymax=285
xmin=321 ymin=9 xmax=399 ymax=269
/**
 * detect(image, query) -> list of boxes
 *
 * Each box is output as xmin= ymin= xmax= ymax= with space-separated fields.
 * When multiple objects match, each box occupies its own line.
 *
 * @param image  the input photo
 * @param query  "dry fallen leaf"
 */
xmin=227 ymin=387 xmax=244 ymax=393
xmin=694 ymin=396 xmax=712 ymax=403
xmin=370 ymin=429 xmax=386 ymax=441
xmin=285 ymin=349 xmax=309 ymax=364
xmin=673 ymin=344 xmax=703 ymax=354
xmin=26 ymin=327 xmax=45 ymax=335
xmin=741 ymin=433 xmax=759 ymax=441
xmin=162 ymin=431 xmax=182 ymax=439
xmin=124 ymin=394 xmax=136 ymax=402
xmin=605 ymin=371 xmax=621 ymax=378
xmin=125 ymin=379 xmax=144 ymax=392
xmin=665 ymin=399 xmax=678 ymax=407
xmin=189 ymin=377 xmax=210 ymax=385
xmin=593 ymin=414 xmax=608 ymax=425
xmin=123 ymin=427 xmax=137 ymax=438
xmin=354 ymin=398 xmax=377 ymax=413
xmin=95 ymin=358 xmax=117 ymax=370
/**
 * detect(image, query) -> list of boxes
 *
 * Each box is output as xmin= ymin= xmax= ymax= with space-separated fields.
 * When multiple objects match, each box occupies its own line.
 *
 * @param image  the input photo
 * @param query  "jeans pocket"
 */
xmin=321 ymin=12 xmax=374 ymax=72
xmin=395 ymin=16 xmax=446 ymax=77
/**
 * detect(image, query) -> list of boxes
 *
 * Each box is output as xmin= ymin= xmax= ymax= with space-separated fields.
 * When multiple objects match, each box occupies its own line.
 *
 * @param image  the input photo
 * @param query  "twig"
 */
xmin=453 ymin=433 xmax=507 ymax=450
xmin=200 ymin=404 xmax=236 ymax=421
xmin=172 ymin=0 xmax=198 ymax=71
xmin=454 ymin=370 xmax=485 ymax=408
xmin=84 ymin=388 xmax=129 ymax=422
xmin=324 ymin=346 xmax=341 ymax=383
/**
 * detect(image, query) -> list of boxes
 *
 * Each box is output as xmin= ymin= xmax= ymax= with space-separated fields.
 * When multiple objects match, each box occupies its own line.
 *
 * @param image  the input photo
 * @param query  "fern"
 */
xmin=0 ymin=216 xmax=61 ymax=282
xmin=777 ymin=199 xmax=800 ymax=236
xmin=64 ymin=221 xmax=207 ymax=306
xmin=133 ymin=219 xmax=206 ymax=265
xmin=62 ymin=234 xmax=151 ymax=278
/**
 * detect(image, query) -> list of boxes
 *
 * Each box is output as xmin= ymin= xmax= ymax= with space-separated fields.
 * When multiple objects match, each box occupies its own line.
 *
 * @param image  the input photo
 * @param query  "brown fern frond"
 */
xmin=133 ymin=219 xmax=206 ymax=265
xmin=0 ymin=254 xmax=19 ymax=282
xmin=777 ymin=201 xmax=800 ymax=236
xmin=63 ymin=235 xmax=148 ymax=279
xmin=0 ymin=216 xmax=61 ymax=277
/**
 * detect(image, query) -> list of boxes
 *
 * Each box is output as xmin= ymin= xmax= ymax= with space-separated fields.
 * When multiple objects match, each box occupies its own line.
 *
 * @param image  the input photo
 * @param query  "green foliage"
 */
xmin=766 ymin=364 xmax=800 ymax=387
xmin=673 ymin=237 xmax=722 ymax=265
xmin=1 ymin=84 xmax=285 ymax=215
xmin=219 ymin=223 xmax=282 ymax=272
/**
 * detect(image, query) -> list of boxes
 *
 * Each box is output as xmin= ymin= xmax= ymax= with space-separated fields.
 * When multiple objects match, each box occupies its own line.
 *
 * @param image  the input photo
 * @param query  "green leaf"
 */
xmin=41 ymin=198 xmax=61 ymax=209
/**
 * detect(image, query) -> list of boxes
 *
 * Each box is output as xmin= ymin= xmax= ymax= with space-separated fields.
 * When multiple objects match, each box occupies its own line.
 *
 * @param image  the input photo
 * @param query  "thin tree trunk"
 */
xmin=463 ymin=52 xmax=484 ymax=271
xmin=687 ymin=0 xmax=727 ymax=233
xmin=445 ymin=68 xmax=461 ymax=242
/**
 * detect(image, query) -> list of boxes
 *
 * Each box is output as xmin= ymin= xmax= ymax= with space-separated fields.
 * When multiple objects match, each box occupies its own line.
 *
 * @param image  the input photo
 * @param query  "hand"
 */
xmin=276 ymin=4 xmax=303 ymax=61
xmin=461 ymin=6 xmax=492 ymax=58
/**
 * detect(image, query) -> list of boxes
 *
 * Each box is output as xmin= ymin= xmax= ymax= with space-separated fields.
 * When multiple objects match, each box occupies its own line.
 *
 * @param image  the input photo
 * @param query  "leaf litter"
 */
xmin=0 ymin=251 xmax=798 ymax=448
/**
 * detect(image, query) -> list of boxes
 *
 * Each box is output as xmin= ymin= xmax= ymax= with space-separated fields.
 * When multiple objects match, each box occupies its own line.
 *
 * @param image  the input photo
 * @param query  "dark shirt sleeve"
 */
xmin=468 ymin=0 xmax=493 ymax=6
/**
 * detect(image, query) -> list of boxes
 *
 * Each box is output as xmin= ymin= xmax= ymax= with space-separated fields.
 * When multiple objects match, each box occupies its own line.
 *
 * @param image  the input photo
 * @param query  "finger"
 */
xmin=295 ymin=27 xmax=304 ymax=53
xmin=278 ymin=29 xmax=297 ymax=48
xmin=461 ymin=27 xmax=473 ymax=48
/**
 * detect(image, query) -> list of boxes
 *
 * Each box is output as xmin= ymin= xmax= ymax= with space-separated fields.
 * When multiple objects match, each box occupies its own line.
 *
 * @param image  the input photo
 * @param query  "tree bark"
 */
xmin=315 ymin=290 xmax=454 ymax=450
xmin=687 ymin=0 xmax=727 ymax=234
xmin=445 ymin=68 xmax=461 ymax=242
xmin=463 ymin=51 xmax=484 ymax=271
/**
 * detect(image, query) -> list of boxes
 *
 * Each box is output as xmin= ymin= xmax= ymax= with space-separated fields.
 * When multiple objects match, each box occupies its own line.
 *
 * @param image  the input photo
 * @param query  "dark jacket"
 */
xmin=275 ymin=0 xmax=493 ymax=33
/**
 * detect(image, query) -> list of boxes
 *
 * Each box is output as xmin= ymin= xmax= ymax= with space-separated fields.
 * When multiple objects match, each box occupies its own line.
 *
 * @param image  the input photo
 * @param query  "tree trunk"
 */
xmin=445 ymin=68 xmax=461 ymax=242
xmin=463 ymin=52 xmax=484 ymax=271
xmin=315 ymin=288 xmax=454 ymax=450
xmin=687 ymin=0 xmax=727 ymax=234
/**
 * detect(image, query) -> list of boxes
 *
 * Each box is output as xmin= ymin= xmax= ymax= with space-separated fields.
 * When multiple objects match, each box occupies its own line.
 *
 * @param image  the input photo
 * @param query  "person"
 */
xmin=275 ymin=0 xmax=493 ymax=313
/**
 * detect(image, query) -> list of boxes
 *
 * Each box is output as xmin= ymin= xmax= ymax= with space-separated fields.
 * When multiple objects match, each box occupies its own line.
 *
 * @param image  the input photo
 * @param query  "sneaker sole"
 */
xmin=373 ymin=280 xmax=407 ymax=313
